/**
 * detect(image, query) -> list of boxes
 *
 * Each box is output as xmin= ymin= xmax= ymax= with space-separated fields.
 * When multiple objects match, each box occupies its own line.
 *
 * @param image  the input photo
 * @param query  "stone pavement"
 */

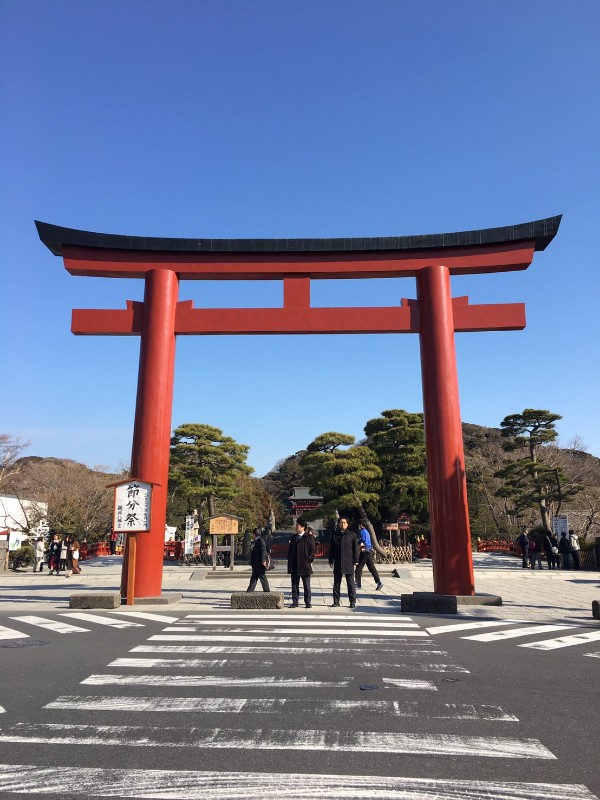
xmin=1 ymin=552 xmax=598 ymax=623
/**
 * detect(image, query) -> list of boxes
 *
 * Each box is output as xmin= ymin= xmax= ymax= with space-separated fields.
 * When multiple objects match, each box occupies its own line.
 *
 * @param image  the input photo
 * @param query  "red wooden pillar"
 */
xmin=121 ymin=268 xmax=179 ymax=600
xmin=416 ymin=265 xmax=475 ymax=596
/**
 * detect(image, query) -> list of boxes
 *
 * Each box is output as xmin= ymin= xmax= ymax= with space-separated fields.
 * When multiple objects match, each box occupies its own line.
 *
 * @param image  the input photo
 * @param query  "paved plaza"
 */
xmin=1 ymin=551 xmax=597 ymax=624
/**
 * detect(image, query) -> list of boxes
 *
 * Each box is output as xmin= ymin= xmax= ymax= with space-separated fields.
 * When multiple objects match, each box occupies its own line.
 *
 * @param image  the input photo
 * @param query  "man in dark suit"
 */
xmin=288 ymin=519 xmax=316 ymax=608
xmin=328 ymin=517 xmax=359 ymax=608
xmin=246 ymin=528 xmax=270 ymax=592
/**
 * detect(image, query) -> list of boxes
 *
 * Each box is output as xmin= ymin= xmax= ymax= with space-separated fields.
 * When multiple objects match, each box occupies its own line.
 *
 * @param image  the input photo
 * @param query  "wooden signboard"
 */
xmin=209 ymin=515 xmax=239 ymax=535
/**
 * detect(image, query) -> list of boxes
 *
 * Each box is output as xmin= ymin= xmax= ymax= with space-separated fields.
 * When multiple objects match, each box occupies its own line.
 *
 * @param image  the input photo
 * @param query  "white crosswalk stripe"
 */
xmin=462 ymin=624 xmax=580 ymax=642
xmin=150 ymin=628 xmax=429 ymax=639
xmin=108 ymin=655 xmax=469 ymax=671
xmin=110 ymin=611 xmax=181 ymax=623
xmin=425 ymin=620 xmax=524 ymax=635
xmin=520 ymin=630 xmax=600 ymax=650
xmin=60 ymin=612 xmax=144 ymax=628
xmin=164 ymin=618 xmax=421 ymax=629
xmin=0 ymin=624 xmax=29 ymax=640
xmin=81 ymin=673 xmax=350 ymax=688
xmin=0 ymin=765 xmax=596 ymax=799
xmin=9 ymin=615 xmax=89 ymax=634
xmin=44 ymin=696 xmax=514 ymax=719
xmin=0 ymin=723 xmax=556 ymax=758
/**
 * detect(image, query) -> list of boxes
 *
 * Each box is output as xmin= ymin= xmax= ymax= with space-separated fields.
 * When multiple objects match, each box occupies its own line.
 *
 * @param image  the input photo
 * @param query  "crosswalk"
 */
xmin=2 ymin=610 xmax=599 ymax=657
xmin=0 ymin=610 xmax=178 ymax=639
xmin=424 ymin=618 xmax=600 ymax=655
xmin=0 ymin=611 xmax=598 ymax=799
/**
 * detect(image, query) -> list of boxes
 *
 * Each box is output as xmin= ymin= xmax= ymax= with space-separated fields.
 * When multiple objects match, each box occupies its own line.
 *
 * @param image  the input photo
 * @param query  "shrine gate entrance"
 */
xmin=36 ymin=216 xmax=561 ymax=602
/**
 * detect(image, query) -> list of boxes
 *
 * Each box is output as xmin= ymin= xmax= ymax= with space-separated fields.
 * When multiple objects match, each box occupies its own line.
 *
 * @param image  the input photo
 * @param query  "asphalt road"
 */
xmin=0 ymin=608 xmax=598 ymax=799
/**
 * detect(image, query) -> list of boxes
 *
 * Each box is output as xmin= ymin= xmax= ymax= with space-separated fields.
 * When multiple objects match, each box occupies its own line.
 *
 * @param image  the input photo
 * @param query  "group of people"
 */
xmin=517 ymin=528 xmax=581 ymax=570
xmin=33 ymin=533 xmax=82 ymax=576
xmin=247 ymin=517 xmax=383 ymax=608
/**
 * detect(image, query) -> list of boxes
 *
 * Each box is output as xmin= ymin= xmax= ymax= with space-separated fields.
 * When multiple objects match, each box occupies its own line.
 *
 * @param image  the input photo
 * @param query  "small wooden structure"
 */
xmin=208 ymin=514 xmax=243 ymax=571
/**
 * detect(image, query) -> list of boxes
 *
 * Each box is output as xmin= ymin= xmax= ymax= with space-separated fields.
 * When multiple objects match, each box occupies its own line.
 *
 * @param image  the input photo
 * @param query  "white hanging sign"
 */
xmin=113 ymin=480 xmax=152 ymax=533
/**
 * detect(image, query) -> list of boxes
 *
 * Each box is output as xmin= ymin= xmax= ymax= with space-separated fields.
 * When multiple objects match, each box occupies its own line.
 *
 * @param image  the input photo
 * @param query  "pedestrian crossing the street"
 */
xmin=0 ymin=611 xmax=598 ymax=799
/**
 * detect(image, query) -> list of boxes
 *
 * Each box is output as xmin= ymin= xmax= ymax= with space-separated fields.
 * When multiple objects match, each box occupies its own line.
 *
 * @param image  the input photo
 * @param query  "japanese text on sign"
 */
xmin=113 ymin=481 xmax=152 ymax=532
xmin=208 ymin=516 xmax=239 ymax=535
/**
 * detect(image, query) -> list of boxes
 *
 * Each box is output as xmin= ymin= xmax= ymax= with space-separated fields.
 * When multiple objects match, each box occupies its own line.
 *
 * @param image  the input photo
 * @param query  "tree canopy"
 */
xmin=495 ymin=409 xmax=582 ymax=531
xmin=364 ymin=409 xmax=428 ymax=522
xmin=169 ymin=423 xmax=252 ymax=527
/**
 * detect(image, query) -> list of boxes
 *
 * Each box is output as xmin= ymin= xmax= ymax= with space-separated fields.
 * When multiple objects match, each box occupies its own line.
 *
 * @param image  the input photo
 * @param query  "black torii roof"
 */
xmin=35 ymin=216 xmax=561 ymax=257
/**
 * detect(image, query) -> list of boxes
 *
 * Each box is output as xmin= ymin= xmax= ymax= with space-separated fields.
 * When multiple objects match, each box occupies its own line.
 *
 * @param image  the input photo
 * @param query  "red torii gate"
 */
xmin=36 ymin=216 xmax=561 ymax=602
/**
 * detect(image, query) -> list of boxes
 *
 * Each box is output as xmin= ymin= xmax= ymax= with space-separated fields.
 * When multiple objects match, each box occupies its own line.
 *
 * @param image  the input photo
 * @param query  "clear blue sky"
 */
xmin=1 ymin=0 xmax=599 ymax=477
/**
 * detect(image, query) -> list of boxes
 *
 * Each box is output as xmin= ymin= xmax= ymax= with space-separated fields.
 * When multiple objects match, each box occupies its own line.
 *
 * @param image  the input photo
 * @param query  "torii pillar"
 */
xmin=36 ymin=215 xmax=561 ymax=603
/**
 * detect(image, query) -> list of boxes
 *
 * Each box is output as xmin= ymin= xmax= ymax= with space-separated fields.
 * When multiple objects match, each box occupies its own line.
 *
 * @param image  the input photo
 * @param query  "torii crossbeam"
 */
xmin=36 ymin=215 xmax=561 ymax=602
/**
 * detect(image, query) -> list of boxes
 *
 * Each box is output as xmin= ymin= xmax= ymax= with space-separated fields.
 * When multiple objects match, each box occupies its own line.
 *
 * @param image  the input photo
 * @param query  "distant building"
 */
xmin=288 ymin=487 xmax=323 ymax=528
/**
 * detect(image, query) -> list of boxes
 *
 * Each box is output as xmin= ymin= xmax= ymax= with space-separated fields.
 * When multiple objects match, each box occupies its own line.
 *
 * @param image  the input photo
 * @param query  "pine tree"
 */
xmin=169 ymin=423 xmax=252 ymax=531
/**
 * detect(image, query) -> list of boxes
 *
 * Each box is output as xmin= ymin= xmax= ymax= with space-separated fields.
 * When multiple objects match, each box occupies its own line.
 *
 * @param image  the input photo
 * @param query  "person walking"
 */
xmin=246 ymin=528 xmax=270 ymax=592
xmin=542 ymin=530 xmax=555 ymax=569
xmin=569 ymin=529 xmax=581 ymax=570
xmin=109 ymin=532 xmax=118 ymax=556
xmin=287 ymin=519 xmax=316 ymax=608
xmin=517 ymin=529 xmax=529 ymax=569
xmin=558 ymin=531 xmax=571 ymax=569
xmin=549 ymin=533 xmax=560 ymax=569
xmin=48 ymin=534 xmax=62 ymax=575
xmin=328 ymin=517 xmax=359 ymax=608
xmin=59 ymin=537 xmax=69 ymax=572
xmin=528 ymin=531 xmax=543 ymax=569
xmin=33 ymin=537 xmax=45 ymax=573
xmin=355 ymin=522 xmax=383 ymax=590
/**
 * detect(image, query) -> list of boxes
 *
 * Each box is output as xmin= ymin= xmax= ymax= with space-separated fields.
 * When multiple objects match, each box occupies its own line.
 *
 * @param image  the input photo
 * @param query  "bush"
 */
xmin=10 ymin=544 xmax=34 ymax=570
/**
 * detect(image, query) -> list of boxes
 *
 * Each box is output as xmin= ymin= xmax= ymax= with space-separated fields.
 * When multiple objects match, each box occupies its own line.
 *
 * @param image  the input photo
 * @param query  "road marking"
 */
xmin=520 ymin=630 xmax=600 ymax=650
xmin=184 ymin=613 xmax=414 ymax=621
xmin=9 ymin=615 xmax=89 ymax=634
xmin=111 ymin=655 xmax=467 ymax=672
xmin=81 ymin=673 xmax=349 ymax=688
xmin=165 ymin=619 xmax=421 ymax=629
xmin=149 ymin=629 xmax=429 ymax=640
xmin=0 ymin=724 xmax=556 ymax=758
xmin=130 ymin=643 xmax=446 ymax=654
xmin=463 ymin=624 xmax=579 ymax=642
xmin=0 ymin=707 xmax=5 ymax=714
xmin=43 ymin=696 xmax=517 ymax=720
xmin=110 ymin=611 xmax=180 ymax=623
xmin=0 ymin=766 xmax=594 ymax=799
xmin=425 ymin=620 xmax=523 ymax=635
xmin=584 ymin=652 xmax=600 ymax=659
xmin=163 ymin=619 xmax=418 ymax=633
xmin=60 ymin=613 xmax=144 ymax=628
xmin=0 ymin=625 xmax=29 ymax=641
xmin=382 ymin=677 xmax=437 ymax=691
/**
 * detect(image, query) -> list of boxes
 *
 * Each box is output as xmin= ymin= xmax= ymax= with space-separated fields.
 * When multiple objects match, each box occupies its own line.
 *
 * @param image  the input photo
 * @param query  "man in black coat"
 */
xmin=288 ymin=519 xmax=316 ymax=608
xmin=246 ymin=529 xmax=270 ymax=592
xmin=328 ymin=517 xmax=359 ymax=608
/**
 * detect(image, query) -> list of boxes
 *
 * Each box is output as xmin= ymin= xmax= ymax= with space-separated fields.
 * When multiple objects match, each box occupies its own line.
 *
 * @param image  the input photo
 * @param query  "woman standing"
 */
xmin=33 ymin=537 xmax=45 ymax=573
xmin=71 ymin=540 xmax=81 ymax=575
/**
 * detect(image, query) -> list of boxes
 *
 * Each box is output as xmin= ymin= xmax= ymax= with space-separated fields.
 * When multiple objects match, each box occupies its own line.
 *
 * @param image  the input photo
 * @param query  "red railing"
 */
xmin=476 ymin=539 xmax=519 ymax=555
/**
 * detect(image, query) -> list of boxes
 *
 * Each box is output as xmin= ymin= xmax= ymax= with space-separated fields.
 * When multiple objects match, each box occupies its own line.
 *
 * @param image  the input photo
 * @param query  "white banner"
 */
xmin=113 ymin=481 xmax=152 ymax=532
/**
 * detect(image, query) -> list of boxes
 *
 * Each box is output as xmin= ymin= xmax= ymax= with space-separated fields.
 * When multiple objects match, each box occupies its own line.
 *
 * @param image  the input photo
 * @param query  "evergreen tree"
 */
xmin=495 ymin=409 xmax=581 ymax=530
xmin=300 ymin=432 xmax=386 ymax=554
xmin=364 ymin=409 xmax=428 ymax=523
xmin=169 ymin=423 xmax=252 ymax=531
